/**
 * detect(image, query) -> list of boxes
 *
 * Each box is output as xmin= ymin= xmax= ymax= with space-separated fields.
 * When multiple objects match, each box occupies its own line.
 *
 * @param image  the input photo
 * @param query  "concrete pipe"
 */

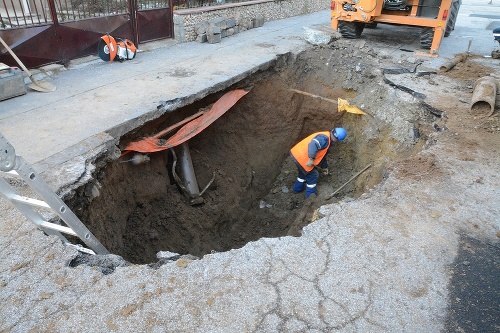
xmin=470 ymin=76 xmax=497 ymax=116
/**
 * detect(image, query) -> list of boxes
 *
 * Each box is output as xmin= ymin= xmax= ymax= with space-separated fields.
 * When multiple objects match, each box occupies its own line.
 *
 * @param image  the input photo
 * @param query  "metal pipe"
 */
xmin=470 ymin=76 xmax=497 ymax=117
xmin=178 ymin=142 xmax=200 ymax=196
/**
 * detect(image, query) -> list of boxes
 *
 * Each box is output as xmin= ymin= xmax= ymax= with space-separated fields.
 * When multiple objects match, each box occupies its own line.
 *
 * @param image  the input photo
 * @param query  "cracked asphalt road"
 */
xmin=1 ymin=131 xmax=498 ymax=332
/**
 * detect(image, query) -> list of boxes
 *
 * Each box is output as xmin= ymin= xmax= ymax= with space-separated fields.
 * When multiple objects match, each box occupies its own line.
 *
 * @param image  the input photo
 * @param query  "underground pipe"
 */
xmin=470 ymin=76 xmax=498 ymax=117
xmin=438 ymin=52 xmax=468 ymax=73
xmin=178 ymin=142 xmax=201 ymax=197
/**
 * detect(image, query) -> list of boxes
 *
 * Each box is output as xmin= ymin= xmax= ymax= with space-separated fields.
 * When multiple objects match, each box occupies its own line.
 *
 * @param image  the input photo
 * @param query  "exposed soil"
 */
xmin=68 ymin=41 xmax=499 ymax=265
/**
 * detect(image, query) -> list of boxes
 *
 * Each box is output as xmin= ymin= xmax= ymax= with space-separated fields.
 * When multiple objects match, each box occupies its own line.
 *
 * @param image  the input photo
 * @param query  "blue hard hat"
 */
xmin=332 ymin=127 xmax=347 ymax=141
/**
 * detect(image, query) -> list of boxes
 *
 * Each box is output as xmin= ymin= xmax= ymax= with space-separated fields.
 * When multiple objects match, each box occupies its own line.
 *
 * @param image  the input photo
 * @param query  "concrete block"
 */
xmin=174 ymin=28 xmax=185 ymax=42
xmin=67 ymin=55 xmax=99 ymax=68
xmin=208 ymin=25 xmax=221 ymax=35
xmin=302 ymin=26 xmax=333 ymax=45
xmin=207 ymin=33 xmax=222 ymax=44
xmin=173 ymin=14 xmax=183 ymax=24
xmin=226 ymin=28 xmax=235 ymax=37
xmin=240 ymin=18 xmax=253 ymax=30
xmin=195 ymin=22 xmax=209 ymax=35
xmin=195 ymin=33 xmax=208 ymax=43
xmin=0 ymin=68 xmax=26 ymax=101
xmin=255 ymin=15 xmax=265 ymax=28
xmin=210 ymin=17 xmax=226 ymax=29
xmin=40 ymin=64 xmax=66 ymax=75
xmin=221 ymin=29 xmax=228 ymax=38
xmin=226 ymin=18 xmax=236 ymax=28
xmin=173 ymin=14 xmax=186 ymax=42
xmin=40 ymin=64 xmax=66 ymax=73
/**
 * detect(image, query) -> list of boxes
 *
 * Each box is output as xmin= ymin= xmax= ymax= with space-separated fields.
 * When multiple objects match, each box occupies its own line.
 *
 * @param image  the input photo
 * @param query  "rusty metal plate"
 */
xmin=137 ymin=8 xmax=172 ymax=43
xmin=0 ymin=15 xmax=134 ymax=68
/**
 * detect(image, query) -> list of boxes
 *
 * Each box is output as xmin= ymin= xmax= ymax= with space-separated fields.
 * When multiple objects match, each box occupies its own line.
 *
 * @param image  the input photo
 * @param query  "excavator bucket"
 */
xmin=124 ymin=89 xmax=249 ymax=153
xmin=338 ymin=98 xmax=366 ymax=115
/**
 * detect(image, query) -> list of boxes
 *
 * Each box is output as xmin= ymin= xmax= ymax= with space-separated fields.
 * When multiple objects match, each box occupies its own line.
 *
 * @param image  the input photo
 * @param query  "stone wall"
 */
xmin=173 ymin=0 xmax=330 ymax=42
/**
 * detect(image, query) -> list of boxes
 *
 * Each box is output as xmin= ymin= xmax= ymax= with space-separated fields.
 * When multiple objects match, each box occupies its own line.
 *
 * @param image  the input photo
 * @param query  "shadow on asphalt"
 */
xmin=445 ymin=234 xmax=500 ymax=333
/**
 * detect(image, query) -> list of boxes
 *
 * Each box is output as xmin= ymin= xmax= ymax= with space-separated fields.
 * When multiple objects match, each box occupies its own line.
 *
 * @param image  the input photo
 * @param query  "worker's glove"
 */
xmin=320 ymin=167 xmax=329 ymax=176
xmin=306 ymin=158 xmax=314 ymax=167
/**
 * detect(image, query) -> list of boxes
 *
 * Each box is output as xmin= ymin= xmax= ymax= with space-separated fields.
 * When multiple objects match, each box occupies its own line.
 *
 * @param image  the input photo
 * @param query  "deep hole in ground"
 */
xmin=68 ymin=42 xmax=437 ymax=264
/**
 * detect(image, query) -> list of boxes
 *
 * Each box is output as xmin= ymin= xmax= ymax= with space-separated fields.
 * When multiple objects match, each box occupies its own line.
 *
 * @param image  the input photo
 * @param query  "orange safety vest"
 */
xmin=290 ymin=131 xmax=331 ymax=173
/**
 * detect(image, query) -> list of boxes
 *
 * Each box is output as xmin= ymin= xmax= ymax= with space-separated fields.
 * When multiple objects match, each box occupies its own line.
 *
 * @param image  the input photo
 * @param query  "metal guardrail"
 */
xmin=1 ymin=0 xmax=263 ymax=29
xmin=0 ymin=0 xmax=173 ymax=28
xmin=172 ymin=0 xmax=261 ymax=10
xmin=1 ymin=0 xmax=52 ymax=28
xmin=53 ymin=0 xmax=129 ymax=21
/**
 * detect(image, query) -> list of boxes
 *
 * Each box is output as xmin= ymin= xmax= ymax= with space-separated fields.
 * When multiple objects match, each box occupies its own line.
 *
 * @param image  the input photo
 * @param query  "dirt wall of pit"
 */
xmin=68 ymin=43 xmax=436 ymax=264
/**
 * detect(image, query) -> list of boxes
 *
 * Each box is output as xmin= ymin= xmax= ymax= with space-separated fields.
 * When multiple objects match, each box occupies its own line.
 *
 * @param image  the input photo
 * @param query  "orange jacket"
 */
xmin=290 ymin=131 xmax=331 ymax=173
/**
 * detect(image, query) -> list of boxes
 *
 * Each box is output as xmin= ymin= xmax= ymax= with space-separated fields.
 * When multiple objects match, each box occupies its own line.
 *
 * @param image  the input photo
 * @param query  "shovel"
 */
xmin=0 ymin=36 xmax=56 ymax=92
xmin=289 ymin=88 xmax=367 ymax=115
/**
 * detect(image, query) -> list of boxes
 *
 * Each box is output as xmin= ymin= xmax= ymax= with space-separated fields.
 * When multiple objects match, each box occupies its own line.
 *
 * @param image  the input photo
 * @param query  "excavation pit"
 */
xmin=69 ymin=44 xmax=435 ymax=265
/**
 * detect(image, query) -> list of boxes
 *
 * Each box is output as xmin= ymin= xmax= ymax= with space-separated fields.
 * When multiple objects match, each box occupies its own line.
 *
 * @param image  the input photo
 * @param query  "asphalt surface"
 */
xmin=445 ymin=235 xmax=500 ymax=333
xmin=0 ymin=1 xmax=499 ymax=332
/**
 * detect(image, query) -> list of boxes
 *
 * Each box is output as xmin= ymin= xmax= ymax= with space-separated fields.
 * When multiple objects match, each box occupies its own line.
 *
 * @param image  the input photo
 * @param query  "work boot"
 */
xmin=305 ymin=186 xmax=316 ymax=198
xmin=293 ymin=179 xmax=305 ymax=193
xmin=306 ymin=192 xmax=317 ymax=200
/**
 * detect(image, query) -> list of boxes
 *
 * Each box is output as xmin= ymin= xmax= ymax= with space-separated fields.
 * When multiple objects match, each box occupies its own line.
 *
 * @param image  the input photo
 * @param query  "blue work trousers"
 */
xmin=293 ymin=168 xmax=319 ymax=198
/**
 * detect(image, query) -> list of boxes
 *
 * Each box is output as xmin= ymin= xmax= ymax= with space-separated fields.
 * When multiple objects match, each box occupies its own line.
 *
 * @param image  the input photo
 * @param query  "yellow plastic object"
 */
xmin=338 ymin=98 xmax=366 ymax=115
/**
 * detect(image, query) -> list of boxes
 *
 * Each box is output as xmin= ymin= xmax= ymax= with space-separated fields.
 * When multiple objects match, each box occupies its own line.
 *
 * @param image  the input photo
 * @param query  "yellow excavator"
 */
xmin=331 ymin=0 xmax=461 ymax=57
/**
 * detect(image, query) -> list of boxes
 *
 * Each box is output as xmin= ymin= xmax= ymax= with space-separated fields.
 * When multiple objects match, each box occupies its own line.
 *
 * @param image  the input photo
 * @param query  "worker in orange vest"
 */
xmin=289 ymin=128 xmax=347 ymax=198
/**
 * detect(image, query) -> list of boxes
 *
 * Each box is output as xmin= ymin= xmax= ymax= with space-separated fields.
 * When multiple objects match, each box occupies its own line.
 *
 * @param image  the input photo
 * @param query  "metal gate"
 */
xmin=134 ymin=0 xmax=172 ymax=43
xmin=0 ymin=0 xmax=172 ymax=68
